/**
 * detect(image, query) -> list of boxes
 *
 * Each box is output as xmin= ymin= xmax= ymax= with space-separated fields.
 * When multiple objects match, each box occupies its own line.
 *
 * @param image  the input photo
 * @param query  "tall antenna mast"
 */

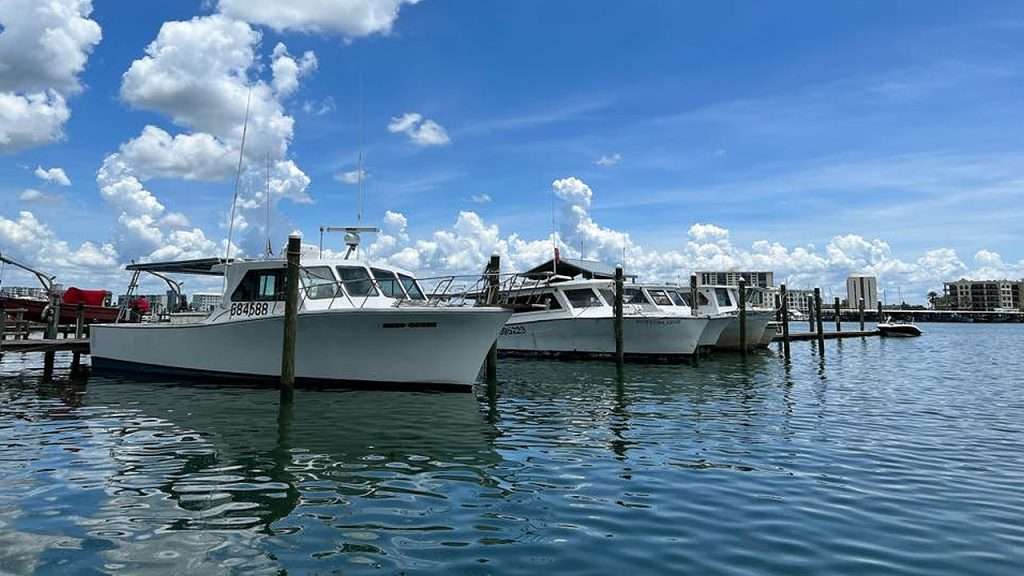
xmin=225 ymin=86 xmax=252 ymax=266
xmin=357 ymin=62 xmax=365 ymax=224
xmin=265 ymin=152 xmax=273 ymax=257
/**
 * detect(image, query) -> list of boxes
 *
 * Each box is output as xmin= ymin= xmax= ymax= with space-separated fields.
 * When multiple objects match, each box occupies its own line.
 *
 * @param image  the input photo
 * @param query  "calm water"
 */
xmin=1 ymin=324 xmax=1022 ymax=575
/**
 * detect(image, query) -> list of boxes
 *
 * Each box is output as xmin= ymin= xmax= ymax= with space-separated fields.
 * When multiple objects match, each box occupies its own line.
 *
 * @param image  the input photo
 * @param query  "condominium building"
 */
xmin=695 ymin=271 xmax=775 ymax=308
xmin=942 ymin=279 xmax=1023 ymax=311
xmin=846 ymin=275 xmax=878 ymax=308
xmin=191 ymin=292 xmax=221 ymax=312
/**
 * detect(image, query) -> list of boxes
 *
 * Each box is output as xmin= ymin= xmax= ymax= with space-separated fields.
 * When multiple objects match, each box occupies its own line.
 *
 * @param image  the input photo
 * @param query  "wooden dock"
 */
xmin=0 ymin=338 xmax=90 ymax=353
xmin=774 ymin=330 xmax=880 ymax=342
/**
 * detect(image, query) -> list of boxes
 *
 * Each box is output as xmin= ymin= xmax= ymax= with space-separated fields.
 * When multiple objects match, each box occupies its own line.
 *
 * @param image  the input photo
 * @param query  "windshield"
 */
xmin=623 ymin=287 xmax=650 ymax=305
xmin=370 ymin=267 xmax=406 ymax=299
xmin=714 ymin=288 xmax=732 ymax=307
xmin=336 ymin=266 xmax=378 ymax=297
xmin=398 ymin=274 xmax=426 ymax=300
xmin=565 ymin=288 xmax=604 ymax=308
xmin=669 ymin=290 xmax=689 ymax=306
xmin=648 ymin=289 xmax=672 ymax=306
xmin=300 ymin=266 xmax=339 ymax=300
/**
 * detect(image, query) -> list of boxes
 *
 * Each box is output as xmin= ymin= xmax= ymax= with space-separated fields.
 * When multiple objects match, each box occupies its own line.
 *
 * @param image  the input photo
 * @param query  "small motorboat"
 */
xmin=878 ymin=316 xmax=922 ymax=337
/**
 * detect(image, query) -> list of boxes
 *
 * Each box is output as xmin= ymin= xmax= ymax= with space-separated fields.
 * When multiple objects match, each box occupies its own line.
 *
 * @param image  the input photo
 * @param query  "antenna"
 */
xmin=357 ymin=61 xmax=365 ymax=224
xmin=265 ymin=152 xmax=273 ymax=257
xmin=225 ymin=86 xmax=252 ymax=267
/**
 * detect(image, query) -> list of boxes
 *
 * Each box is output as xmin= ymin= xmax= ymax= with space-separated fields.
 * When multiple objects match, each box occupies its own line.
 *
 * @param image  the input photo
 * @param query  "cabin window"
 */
xmin=669 ymin=290 xmax=690 ymax=306
xmin=231 ymin=269 xmax=287 ymax=302
xmin=714 ymin=288 xmax=733 ymax=307
xmin=649 ymin=289 xmax=672 ymax=306
xmin=623 ymin=287 xmax=651 ymax=305
xmin=371 ymin=268 xmax=406 ymax=298
xmin=511 ymin=292 xmax=562 ymax=313
xmin=598 ymin=289 xmax=616 ymax=306
xmin=300 ymin=266 xmax=339 ymax=300
xmin=565 ymin=288 xmax=604 ymax=309
xmin=337 ymin=266 xmax=379 ymax=297
xmin=398 ymin=274 xmax=426 ymax=300
xmin=698 ymin=292 xmax=710 ymax=306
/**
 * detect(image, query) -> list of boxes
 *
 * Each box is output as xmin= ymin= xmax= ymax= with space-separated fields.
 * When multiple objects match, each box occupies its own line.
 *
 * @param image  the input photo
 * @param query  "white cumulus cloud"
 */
xmin=34 ymin=165 xmax=71 ymax=186
xmin=217 ymin=0 xmax=421 ymax=38
xmin=0 ymin=0 xmax=101 ymax=152
xmin=388 ymin=112 xmax=450 ymax=146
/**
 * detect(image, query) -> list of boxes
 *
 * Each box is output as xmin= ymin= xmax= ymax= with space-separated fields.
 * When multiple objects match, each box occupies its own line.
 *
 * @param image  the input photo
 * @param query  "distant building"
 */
xmin=695 ymin=271 xmax=775 ymax=308
xmin=192 ymin=292 xmax=221 ymax=312
xmin=0 ymin=286 xmax=49 ymax=300
xmin=942 ymin=279 xmax=1023 ymax=311
xmin=782 ymin=289 xmax=815 ymax=313
xmin=846 ymin=275 xmax=878 ymax=308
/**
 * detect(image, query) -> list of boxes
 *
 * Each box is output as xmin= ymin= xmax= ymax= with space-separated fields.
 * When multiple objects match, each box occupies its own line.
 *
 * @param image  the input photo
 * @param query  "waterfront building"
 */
xmin=783 ymin=289 xmax=815 ymax=313
xmin=0 ymin=286 xmax=49 ymax=300
xmin=846 ymin=275 xmax=878 ymax=308
xmin=191 ymin=292 xmax=221 ymax=312
xmin=942 ymin=279 xmax=1023 ymax=311
xmin=695 ymin=271 xmax=775 ymax=308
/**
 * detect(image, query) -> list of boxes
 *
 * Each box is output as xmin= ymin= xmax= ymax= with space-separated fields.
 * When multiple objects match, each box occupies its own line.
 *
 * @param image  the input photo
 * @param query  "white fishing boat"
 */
xmin=638 ymin=284 xmax=735 ymax=352
xmin=759 ymin=321 xmax=780 ymax=346
xmin=91 ymin=236 xmax=511 ymax=390
xmin=696 ymin=285 xmax=774 ymax=350
xmin=496 ymin=277 xmax=709 ymax=358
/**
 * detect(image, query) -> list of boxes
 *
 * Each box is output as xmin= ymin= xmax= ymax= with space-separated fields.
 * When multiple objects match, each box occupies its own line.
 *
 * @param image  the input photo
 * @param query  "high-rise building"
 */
xmin=846 ymin=275 xmax=878 ymax=308
xmin=191 ymin=292 xmax=221 ymax=312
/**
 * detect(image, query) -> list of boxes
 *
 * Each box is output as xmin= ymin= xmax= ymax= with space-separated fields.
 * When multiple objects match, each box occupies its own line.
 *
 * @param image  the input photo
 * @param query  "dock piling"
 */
xmin=280 ymin=233 xmax=301 ymax=402
xmin=485 ymin=253 xmax=500 ymax=382
xmin=834 ymin=297 xmax=841 ymax=332
xmin=859 ymin=298 xmax=865 ymax=331
xmin=614 ymin=265 xmax=624 ymax=367
xmin=71 ymin=303 xmax=85 ymax=373
xmin=780 ymin=284 xmax=791 ymax=361
xmin=808 ymin=294 xmax=815 ymax=332
xmin=738 ymin=277 xmax=747 ymax=357
xmin=814 ymin=288 xmax=825 ymax=357
xmin=878 ymin=300 xmax=884 ymax=323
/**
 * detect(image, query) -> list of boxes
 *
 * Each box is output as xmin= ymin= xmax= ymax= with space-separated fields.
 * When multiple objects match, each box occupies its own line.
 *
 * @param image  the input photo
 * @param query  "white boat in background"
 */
xmin=760 ymin=321 xmax=780 ymax=346
xmin=878 ymin=316 xmax=923 ymax=337
xmin=496 ymin=277 xmax=709 ymax=358
xmin=697 ymin=285 xmax=774 ymax=350
xmin=91 ymin=245 xmax=511 ymax=390
xmin=639 ymin=284 xmax=735 ymax=352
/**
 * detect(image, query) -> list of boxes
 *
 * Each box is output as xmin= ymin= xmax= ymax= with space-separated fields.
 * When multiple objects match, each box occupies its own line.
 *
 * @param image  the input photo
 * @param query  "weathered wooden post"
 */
xmin=614 ymin=265 xmax=624 ymax=367
xmin=877 ymin=300 xmax=884 ymax=325
xmin=834 ymin=297 xmax=841 ymax=332
xmin=780 ymin=284 xmax=791 ymax=361
xmin=774 ymin=293 xmax=782 ymax=322
xmin=44 ymin=290 xmax=60 ymax=377
xmin=690 ymin=274 xmax=698 ymax=318
xmin=858 ymin=297 xmax=865 ymax=331
xmin=280 ymin=233 xmax=301 ymax=402
xmin=485 ymin=253 xmax=500 ymax=382
xmin=71 ymin=303 xmax=85 ymax=373
xmin=814 ymin=288 xmax=825 ymax=356
xmin=807 ymin=293 xmax=815 ymax=332
xmin=738 ymin=277 xmax=747 ymax=357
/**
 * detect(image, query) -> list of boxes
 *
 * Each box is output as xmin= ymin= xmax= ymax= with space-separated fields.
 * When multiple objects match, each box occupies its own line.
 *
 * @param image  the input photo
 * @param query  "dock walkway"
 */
xmin=774 ymin=330 xmax=880 ymax=342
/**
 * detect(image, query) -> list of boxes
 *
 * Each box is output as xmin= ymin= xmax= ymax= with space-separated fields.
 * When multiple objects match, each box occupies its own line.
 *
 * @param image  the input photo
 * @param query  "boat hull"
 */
xmin=698 ymin=316 xmax=734 ymax=348
xmin=90 ymin=307 xmax=511 ymax=389
xmin=879 ymin=325 xmax=922 ymax=337
xmin=498 ymin=315 xmax=708 ymax=357
xmin=715 ymin=310 xmax=773 ymax=350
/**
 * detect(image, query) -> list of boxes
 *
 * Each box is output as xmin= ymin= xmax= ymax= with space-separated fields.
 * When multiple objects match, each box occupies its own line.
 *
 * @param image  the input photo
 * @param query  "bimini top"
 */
xmin=522 ymin=257 xmax=637 ymax=281
xmin=126 ymin=257 xmax=235 ymax=276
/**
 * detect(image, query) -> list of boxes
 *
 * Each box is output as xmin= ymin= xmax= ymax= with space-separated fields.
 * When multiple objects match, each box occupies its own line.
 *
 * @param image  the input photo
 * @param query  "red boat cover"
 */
xmin=132 ymin=297 xmax=150 ymax=314
xmin=62 ymin=287 xmax=111 ymax=307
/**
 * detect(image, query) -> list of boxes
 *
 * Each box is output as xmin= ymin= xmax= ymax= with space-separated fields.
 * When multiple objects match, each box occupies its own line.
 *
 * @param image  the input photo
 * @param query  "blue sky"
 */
xmin=1 ymin=1 xmax=1023 ymax=300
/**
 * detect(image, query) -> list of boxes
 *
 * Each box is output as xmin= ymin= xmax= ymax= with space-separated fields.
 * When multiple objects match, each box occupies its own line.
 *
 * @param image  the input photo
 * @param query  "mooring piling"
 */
xmin=780 ymin=283 xmax=791 ymax=361
xmin=834 ymin=297 xmax=841 ymax=332
xmin=485 ymin=253 xmax=500 ymax=382
xmin=808 ymin=294 xmax=815 ymax=332
xmin=878 ymin=300 xmax=884 ymax=323
xmin=71 ymin=303 xmax=85 ymax=373
xmin=280 ymin=233 xmax=301 ymax=402
xmin=859 ymin=297 xmax=866 ymax=331
xmin=814 ymin=288 xmax=825 ymax=357
xmin=614 ymin=265 xmax=624 ymax=367
xmin=738 ymin=277 xmax=748 ymax=357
